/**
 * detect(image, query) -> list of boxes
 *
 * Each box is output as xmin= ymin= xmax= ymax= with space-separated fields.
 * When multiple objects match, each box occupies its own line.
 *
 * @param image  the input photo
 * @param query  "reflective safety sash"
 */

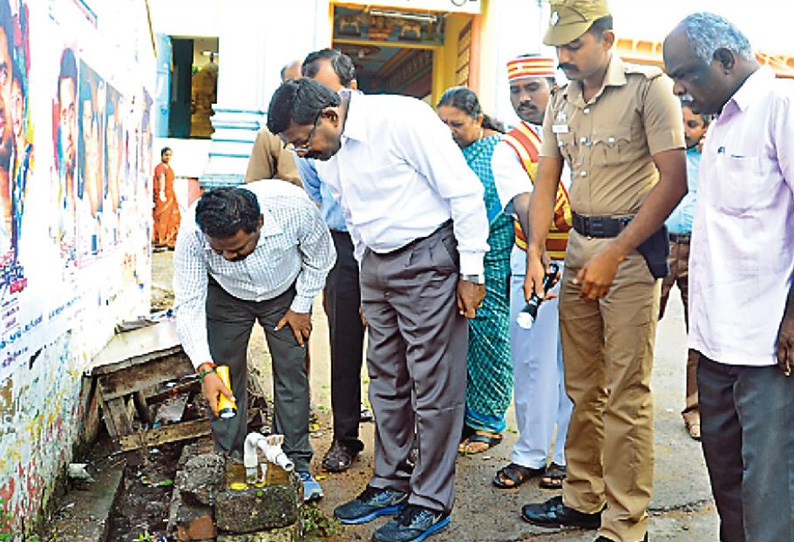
xmin=503 ymin=122 xmax=572 ymax=260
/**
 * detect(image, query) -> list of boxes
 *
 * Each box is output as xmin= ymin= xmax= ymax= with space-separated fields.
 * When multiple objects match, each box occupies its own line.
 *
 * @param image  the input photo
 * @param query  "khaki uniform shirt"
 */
xmin=541 ymin=54 xmax=685 ymax=217
xmin=244 ymin=127 xmax=302 ymax=186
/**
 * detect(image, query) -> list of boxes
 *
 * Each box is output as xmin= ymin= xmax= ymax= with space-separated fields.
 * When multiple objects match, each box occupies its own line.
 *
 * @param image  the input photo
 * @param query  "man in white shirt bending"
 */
xmin=268 ymin=78 xmax=489 ymax=542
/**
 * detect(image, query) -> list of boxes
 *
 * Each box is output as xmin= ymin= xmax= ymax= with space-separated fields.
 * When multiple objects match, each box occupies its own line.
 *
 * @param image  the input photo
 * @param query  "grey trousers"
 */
xmin=360 ymin=222 xmax=467 ymax=514
xmin=698 ymin=354 xmax=794 ymax=542
xmin=206 ymin=278 xmax=311 ymax=470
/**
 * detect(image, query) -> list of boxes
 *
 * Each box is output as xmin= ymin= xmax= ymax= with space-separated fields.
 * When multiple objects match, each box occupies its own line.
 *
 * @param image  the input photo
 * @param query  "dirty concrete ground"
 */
xmin=92 ymin=252 xmax=719 ymax=541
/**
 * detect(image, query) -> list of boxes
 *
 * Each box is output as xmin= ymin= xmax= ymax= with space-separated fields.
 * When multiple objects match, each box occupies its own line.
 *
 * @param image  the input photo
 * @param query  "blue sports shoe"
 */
xmin=297 ymin=471 xmax=324 ymax=502
xmin=372 ymin=505 xmax=450 ymax=542
xmin=334 ymin=486 xmax=408 ymax=525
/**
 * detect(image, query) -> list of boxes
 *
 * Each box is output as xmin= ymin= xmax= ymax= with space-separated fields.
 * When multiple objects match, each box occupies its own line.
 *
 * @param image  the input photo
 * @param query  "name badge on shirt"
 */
xmin=552 ymin=124 xmax=570 ymax=134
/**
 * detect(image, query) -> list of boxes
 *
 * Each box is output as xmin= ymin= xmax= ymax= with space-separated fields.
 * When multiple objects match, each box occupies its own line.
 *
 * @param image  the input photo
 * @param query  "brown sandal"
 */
xmin=682 ymin=407 xmax=701 ymax=440
xmin=539 ymin=462 xmax=566 ymax=490
xmin=321 ymin=440 xmax=362 ymax=473
xmin=458 ymin=431 xmax=503 ymax=455
xmin=492 ymin=463 xmax=544 ymax=489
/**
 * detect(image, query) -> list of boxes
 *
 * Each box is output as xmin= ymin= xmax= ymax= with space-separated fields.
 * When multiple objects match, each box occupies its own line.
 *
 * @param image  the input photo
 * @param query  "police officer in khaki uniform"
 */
xmin=520 ymin=1 xmax=686 ymax=541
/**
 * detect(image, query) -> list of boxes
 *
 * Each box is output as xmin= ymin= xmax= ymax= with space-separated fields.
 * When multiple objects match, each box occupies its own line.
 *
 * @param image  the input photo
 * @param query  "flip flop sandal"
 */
xmin=492 ymin=463 xmax=544 ymax=489
xmin=458 ymin=432 xmax=502 ymax=454
xmin=539 ymin=462 xmax=566 ymax=490
xmin=682 ymin=408 xmax=701 ymax=441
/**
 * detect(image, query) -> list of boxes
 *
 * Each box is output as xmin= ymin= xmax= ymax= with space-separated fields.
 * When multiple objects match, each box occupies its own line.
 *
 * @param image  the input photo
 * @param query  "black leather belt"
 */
xmin=383 ymin=219 xmax=453 ymax=255
xmin=668 ymin=232 xmax=691 ymax=243
xmin=572 ymin=213 xmax=631 ymax=238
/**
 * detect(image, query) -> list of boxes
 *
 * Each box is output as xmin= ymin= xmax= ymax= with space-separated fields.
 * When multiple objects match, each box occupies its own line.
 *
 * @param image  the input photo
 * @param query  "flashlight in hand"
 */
xmin=517 ymin=263 xmax=559 ymax=330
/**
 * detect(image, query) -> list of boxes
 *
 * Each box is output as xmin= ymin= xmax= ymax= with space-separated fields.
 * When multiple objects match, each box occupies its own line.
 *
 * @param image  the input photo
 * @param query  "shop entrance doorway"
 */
xmin=333 ymin=42 xmax=433 ymax=98
xmin=330 ymin=5 xmax=475 ymax=103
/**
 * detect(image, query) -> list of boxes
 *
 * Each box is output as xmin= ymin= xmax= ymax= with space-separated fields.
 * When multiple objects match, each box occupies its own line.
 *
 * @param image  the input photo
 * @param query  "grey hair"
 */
xmin=679 ymin=12 xmax=753 ymax=65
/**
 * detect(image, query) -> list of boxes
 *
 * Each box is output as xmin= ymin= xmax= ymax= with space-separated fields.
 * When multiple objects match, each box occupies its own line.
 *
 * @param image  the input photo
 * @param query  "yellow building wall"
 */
xmin=436 ymin=1 xmax=495 ymax=109
xmin=436 ymin=12 xmax=472 ymax=100
xmin=475 ymin=0 xmax=497 ymax=118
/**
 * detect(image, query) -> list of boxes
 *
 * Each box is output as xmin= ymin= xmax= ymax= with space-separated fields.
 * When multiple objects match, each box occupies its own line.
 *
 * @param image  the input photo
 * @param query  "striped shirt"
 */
xmin=173 ymin=180 xmax=336 ymax=368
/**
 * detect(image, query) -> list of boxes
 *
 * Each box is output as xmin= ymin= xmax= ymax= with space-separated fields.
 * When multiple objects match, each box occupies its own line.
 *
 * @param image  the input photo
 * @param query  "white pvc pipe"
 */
xmin=243 ymin=432 xmax=295 ymax=475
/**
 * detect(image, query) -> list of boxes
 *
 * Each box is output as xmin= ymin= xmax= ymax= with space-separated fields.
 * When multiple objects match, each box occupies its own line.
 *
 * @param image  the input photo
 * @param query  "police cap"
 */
xmin=543 ymin=0 xmax=611 ymax=47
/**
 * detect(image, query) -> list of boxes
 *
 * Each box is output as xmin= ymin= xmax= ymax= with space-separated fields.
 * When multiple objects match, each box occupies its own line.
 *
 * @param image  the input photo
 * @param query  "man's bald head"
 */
xmin=280 ymin=60 xmax=303 ymax=82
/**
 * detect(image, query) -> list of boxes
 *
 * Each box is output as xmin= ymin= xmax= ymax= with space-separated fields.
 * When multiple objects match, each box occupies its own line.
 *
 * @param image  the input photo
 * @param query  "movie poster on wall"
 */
xmin=0 ymin=0 xmax=155 ymax=382
xmin=0 ymin=0 xmax=36 ymax=378
xmin=104 ymin=83 xmax=122 ymax=247
xmin=51 ymin=45 xmax=78 ymax=268
xmin=76 ymin=59 xmax=105 ymax=262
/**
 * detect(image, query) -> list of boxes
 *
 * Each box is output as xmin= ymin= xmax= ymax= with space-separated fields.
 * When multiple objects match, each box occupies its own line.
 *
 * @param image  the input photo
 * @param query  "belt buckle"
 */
xmin=589 ymin=217 xmax=605 ymax=238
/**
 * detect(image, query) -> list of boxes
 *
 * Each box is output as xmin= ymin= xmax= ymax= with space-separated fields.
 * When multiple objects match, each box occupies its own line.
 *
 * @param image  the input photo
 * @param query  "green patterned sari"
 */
xmin=461 ymin=134 xmax=513 ymax=433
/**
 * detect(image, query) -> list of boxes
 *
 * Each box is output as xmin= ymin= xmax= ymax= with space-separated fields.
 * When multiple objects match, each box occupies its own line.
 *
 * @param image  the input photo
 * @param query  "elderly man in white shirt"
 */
xmin=664 ymin=13 xmax=794 ymax=542
xmin=173 ymin=180 xmax=336 ymax=502
xmin=267 ymin=78 xmax=489 ymax=542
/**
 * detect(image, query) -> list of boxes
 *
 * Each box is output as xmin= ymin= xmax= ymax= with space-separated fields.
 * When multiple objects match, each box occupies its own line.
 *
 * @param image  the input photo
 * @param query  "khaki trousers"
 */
xmin=560 ymin=231 xmax=659 ymax=542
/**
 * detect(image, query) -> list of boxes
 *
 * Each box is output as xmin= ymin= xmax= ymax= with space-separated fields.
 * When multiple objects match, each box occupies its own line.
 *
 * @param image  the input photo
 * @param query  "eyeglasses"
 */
xmin=284 ymin=112 xmax=322 ymax=155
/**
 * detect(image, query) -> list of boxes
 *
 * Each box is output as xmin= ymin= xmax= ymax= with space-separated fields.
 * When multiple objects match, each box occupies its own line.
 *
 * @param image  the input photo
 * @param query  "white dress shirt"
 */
xmin=689 ymin=67 xmax=794 ymax=366
xmin=491 ymin=122 xmax=571 ymax=276
xmin=173 ymin=180 xmax=336 ymax=368
xmin=315 ymin=91 xmax=489 ymax=276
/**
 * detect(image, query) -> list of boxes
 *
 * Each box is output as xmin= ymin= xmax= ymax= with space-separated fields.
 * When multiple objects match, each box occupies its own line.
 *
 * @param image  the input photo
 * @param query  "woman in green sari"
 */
xmin=437 ymin=87 xmax=513 ymax=454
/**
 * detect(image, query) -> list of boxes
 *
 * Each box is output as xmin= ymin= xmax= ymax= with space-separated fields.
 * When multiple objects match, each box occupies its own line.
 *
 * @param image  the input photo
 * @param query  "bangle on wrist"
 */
xmin=199 ymin=368 xmax=217 ymax=381
xmin=197 ymin=362 xmax=217 ymax=382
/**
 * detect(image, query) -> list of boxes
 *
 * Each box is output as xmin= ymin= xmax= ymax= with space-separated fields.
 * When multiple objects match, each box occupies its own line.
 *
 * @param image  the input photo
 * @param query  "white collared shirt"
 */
xmin=315 ymin=91 xmax=489 ymax=275
xmin=173 ymin=179 xmax=336 ymax=368
xmin=689 ymin=67 xmax=794 ymax=366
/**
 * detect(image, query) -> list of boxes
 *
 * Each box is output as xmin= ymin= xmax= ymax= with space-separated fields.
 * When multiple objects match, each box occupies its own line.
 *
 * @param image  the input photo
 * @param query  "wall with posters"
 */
xmin=0 ymin=0 xmax=156 ymax=533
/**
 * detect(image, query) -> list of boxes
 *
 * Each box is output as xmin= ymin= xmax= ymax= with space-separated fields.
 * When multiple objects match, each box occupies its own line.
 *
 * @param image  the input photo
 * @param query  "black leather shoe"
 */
xmin=521 ymin=496 xmax=602 ymax=529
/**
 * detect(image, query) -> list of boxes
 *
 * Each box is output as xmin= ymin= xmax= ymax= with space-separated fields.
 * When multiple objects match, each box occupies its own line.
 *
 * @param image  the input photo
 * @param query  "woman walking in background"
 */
xmin=437 ymin=87 xmax=512 ymax=454
xmin=152 ymin=146 xmax=180 ymax=251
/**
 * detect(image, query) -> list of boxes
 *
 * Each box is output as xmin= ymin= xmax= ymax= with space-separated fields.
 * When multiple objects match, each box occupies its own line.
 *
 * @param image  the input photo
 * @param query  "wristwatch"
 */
xmin=460 ymin=274 xmax=485 ymax=285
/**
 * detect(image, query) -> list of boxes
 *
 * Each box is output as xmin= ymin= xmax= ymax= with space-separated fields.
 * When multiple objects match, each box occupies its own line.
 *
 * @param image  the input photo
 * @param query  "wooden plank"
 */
xmin=117 ymin=408 xmax=263 ymax=451
xmin=98 ymin=353 xmax=194 ymax=400
xmin=118 ymin=419 xmax=211 ymax=451
xmin=103 ymin=397 xmax=134 ymax=440
xmin=146 ymin=378 xmax=201 ymax=404
xmin=90 ymin=345 xmax=185 ymax=376
xmin=134 ymin=391 xmax=153 ymax=425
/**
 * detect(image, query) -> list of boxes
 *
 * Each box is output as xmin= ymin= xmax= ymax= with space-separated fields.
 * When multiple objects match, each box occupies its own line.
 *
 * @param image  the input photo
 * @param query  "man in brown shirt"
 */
xmin=520 ymin=1 xmax=686 ymax=541
xmin=244 ymin=59 xmax=303 ymax=185
xmin=244 ymin=126 xmax=301 ymax=185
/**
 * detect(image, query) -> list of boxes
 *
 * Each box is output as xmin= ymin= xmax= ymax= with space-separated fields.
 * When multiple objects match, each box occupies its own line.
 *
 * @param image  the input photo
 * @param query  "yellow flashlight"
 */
xmin=215 ymin=365 xmax=237 ymax=419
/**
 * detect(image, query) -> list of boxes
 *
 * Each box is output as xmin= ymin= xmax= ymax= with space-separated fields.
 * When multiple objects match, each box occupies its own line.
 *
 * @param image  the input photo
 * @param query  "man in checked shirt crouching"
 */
xmin=172 ymin=179 xmax=336 ymax=501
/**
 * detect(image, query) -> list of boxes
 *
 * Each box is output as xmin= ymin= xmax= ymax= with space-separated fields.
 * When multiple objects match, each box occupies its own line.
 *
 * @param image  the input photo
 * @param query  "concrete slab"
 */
xmin=45 ymin=459 xmax=125 ymax=542
xmin=88 ymin=319 xmax=182 ymax=376
xmin=215 ymin=465 xmax=301 ymax=533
